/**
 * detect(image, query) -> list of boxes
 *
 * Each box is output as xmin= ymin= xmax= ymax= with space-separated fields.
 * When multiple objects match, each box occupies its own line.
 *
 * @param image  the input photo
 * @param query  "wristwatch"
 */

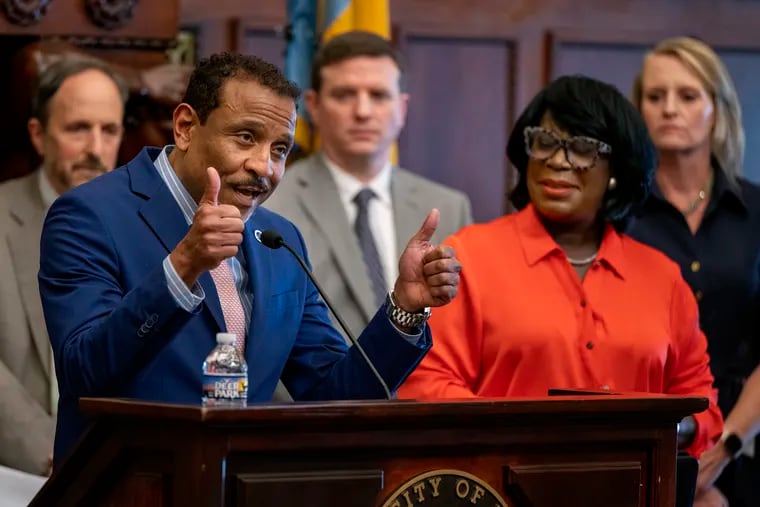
xmin=721 ymin=431 xmax=743 ymax=460
xmin=385 ymin=291 xmax=431 ymax=330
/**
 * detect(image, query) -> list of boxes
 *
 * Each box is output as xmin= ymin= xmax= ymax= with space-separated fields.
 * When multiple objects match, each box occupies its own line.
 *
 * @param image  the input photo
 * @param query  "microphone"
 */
xmin=259 ymin=229 xmax=392 ymax=400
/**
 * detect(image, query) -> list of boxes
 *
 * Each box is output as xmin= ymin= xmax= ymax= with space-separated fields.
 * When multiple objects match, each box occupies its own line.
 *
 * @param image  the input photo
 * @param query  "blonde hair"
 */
xmin=632 ymin=36 xmax=744 ymax=181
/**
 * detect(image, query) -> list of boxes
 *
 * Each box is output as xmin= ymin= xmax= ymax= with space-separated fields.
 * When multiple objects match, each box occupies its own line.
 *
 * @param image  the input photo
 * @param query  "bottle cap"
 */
xmin=216 ymin=333 xmax=237 ymax=345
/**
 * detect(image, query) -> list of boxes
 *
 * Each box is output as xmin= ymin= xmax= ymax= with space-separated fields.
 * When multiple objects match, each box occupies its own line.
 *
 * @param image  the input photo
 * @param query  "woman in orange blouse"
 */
xmin=398 ymin=75 xmax=722 ymax=459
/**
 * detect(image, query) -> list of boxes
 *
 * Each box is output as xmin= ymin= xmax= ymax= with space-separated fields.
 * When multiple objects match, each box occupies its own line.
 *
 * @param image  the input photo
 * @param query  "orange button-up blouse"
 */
xmin=398 ymin=204 xmax=723 ymax=457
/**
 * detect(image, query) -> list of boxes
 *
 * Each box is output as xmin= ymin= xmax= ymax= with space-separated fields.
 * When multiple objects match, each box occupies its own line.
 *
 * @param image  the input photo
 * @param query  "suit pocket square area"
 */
xmin=268 ymin=290 xmax=299 ymax=312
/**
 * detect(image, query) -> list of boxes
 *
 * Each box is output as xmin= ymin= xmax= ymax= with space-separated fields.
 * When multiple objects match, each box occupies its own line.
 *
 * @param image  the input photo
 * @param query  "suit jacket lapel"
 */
xmin=131 ymin=149 xmax=225 ymax=333
xmin=6 ymin=176 xmax=50 ymax=375
xmin=297 ymin=157 xmax=377 ymax=321
xmin=391 ymin=169 xmax=422 ymax=258
xmin=241 ymin=219 xmax=271 ymax=361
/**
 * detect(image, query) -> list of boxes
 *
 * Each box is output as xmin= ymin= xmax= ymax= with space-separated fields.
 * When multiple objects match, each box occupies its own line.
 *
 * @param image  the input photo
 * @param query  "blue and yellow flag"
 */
xmin=320 ymin=0 xmax=390 ymax=41
xmin=284 ymin=0 xmax=318 ymax=155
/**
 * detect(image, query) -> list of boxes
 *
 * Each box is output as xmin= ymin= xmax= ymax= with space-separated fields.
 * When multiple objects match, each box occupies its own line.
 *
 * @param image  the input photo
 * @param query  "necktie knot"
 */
xmin=353 ymin=188 xmax=376 ymax=209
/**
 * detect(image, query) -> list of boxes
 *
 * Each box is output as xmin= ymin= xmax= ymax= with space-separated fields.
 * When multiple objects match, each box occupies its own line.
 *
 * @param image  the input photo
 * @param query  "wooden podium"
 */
xmin=30 ymin=394 xmax=706 ymax=506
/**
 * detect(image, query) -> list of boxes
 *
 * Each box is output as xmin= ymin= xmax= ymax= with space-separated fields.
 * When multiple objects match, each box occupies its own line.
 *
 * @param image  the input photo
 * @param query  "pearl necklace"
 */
xmin=567 ymin=252 xmax=598 ymax=266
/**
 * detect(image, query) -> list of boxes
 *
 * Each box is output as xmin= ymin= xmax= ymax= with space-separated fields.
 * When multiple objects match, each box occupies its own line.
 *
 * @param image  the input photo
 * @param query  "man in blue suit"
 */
xmin=39 ymin=53 xmax=461 ymax=467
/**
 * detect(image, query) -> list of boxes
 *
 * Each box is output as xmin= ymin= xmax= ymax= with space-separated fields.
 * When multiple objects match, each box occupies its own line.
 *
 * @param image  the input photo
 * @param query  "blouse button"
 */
xmin=586 ymin=341 xmax=594 ymax=350
xmin=691 ymin=261 xmax=701 ymax=273
xmin=695 ymin=290 xmax=703 ymax=301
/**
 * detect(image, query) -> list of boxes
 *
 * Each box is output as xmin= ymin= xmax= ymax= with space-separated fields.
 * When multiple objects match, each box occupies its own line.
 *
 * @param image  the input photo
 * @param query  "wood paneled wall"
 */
xmin=181 ymin=0 xmax=760 ymax=222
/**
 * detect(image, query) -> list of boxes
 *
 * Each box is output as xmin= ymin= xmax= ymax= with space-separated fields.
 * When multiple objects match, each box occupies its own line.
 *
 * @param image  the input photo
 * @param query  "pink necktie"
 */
xmin=209 ymin=261 xmax=246 ymax=353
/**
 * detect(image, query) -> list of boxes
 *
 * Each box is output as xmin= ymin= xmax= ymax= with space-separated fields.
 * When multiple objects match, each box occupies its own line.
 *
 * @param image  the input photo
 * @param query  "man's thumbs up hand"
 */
xmin=169 ymin=167 xmax=244 ymax=287
xmin=393 ymin=209 xmax=462 ymax=312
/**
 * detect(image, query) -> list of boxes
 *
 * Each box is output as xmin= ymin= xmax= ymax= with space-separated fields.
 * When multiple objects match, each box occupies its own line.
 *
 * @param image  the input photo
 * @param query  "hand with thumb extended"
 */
xmin=200 ymin=167 xmax=221 ymax=206
xmin=169 ymin=166 xmax=244 ymax=287
xmin=393 ymin=208 xmax=462 ymax=312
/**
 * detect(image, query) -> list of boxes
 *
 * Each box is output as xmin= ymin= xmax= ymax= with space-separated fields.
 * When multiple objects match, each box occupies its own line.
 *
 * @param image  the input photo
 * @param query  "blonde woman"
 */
xmin=630 ymin=37 xmax=760 ymax=507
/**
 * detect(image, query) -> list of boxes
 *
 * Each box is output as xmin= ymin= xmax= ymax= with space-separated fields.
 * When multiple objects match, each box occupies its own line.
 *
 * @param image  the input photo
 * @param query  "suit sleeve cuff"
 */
xmin=163 ymin=255 xmax=204 ymax=311
xmin=389 ymin=320 xmax=425 ymax=346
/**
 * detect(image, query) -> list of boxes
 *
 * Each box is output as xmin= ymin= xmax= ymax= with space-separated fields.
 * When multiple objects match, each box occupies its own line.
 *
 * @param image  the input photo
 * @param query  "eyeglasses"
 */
xmin=523 ymin=126 xmax=612 ymax=171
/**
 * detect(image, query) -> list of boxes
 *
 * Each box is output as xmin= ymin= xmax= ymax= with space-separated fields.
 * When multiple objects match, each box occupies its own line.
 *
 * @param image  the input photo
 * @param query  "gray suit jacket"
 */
xmin=0 ymin=171 xmax=55 ymax=475
xmin=265 ymin=153 xmax=473 ymax=340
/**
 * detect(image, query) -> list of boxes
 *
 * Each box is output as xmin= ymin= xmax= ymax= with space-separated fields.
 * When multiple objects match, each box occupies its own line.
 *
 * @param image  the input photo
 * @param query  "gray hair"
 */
xmin=31 ymin=55 xmax=129 ymax=127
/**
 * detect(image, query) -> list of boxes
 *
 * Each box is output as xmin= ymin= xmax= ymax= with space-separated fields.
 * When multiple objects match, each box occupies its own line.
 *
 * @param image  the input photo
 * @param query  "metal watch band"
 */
xmin=385 ymin=291 xmax=431 ymax=329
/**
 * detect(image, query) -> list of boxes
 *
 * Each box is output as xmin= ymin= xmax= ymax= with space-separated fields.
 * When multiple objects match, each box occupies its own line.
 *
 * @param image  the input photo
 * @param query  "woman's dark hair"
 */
xmin=506 ymin=75 xmax=657 ymax=231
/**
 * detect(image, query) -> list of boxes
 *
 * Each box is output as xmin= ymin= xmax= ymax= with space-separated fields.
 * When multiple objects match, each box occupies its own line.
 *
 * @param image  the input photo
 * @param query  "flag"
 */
xmin=284 ymin=0 xmax=318 ymax=155
xmin=320 ymin=0 xmax=390 ymax=41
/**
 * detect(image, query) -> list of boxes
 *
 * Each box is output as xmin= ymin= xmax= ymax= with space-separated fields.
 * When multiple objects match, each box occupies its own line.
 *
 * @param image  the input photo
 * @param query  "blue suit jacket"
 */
xmin=39 ymin=147 xmax=431 ymax=465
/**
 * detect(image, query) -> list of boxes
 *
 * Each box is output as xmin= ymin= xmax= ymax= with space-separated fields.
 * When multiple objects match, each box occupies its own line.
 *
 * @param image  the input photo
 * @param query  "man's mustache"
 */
xmin=229 ymin=177 xmax=271 ymax=193
xmin=72 ymin=157 xmax=108 ymax=173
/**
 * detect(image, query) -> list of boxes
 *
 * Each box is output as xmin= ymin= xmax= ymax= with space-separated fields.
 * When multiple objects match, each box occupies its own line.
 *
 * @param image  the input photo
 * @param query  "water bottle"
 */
xmin=202 ymin=333 xmax=248 ymax=407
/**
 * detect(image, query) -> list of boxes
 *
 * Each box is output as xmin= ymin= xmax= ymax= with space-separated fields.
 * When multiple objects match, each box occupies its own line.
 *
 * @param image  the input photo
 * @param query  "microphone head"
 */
xmin=260 ymin=229 xmax=285 ymax=249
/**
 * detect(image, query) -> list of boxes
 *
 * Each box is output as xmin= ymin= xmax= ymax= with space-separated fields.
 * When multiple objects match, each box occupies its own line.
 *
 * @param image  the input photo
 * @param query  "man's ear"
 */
xmin=399 ymin=92 xmax=410 ymax=129
xmin=304 ymin=89 xmax=320 ymax=129
xmin=27 ymin=118 xmax=45 ymax=157
xmin=173 ymin=103 xmax=198 ymax=151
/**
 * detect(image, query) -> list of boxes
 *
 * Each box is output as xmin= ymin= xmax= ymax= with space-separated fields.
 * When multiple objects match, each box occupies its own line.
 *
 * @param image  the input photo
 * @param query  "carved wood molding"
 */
xmin=2 ymin=0 xmax=53 ymax=26
xmin=84 ymin=0 xmax=137 ymax=30
xmin=46 ymin=34 xmax=175 ymax=50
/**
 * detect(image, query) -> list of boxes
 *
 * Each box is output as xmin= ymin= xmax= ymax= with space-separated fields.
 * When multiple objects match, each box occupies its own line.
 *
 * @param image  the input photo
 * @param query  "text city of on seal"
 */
xmin=381 ymin=469 xmax=509 ymax=507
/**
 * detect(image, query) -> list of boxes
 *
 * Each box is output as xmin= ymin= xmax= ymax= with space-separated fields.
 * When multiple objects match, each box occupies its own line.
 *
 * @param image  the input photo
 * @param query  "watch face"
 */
xmin=724 ymin=433 xmax=743 ymax=457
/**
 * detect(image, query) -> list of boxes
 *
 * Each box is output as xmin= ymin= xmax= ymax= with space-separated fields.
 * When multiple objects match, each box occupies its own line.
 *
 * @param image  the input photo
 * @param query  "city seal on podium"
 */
xmin=381 ymin=469 xmax=509 ymax=507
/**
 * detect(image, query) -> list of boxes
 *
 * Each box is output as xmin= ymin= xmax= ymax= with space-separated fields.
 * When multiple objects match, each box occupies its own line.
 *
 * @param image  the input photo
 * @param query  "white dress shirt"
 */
xmin=0 ymin=464 xmax=46 ymax=506
xmin=322 ymin=154 xmax=398 ymax=291
xmin=37 ymin=168 xmax=57 ymax=213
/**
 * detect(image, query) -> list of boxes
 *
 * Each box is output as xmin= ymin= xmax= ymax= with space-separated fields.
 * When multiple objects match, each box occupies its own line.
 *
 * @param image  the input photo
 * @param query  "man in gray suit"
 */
xmin=0 ymin=57 xmax=127 ymax=475
xmin=267 ymin=31 xmax=472 ymax=340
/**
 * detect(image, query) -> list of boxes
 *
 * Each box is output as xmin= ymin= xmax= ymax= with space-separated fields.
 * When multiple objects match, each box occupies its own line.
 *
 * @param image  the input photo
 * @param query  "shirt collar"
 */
xmin=154 ymin=145 xmax=197 ymax=225
xmin=321 ymin=152 xmax=393 ymax=206
xmin=516 ymin=203 xmax=627 ymax=279
xmin=711 ymin=163 xmax=747 ymax=213
xmin=37 ymin=167 xmax=59 ymax=212
xmin=648 ymin=159 xmax=747 ymax=215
